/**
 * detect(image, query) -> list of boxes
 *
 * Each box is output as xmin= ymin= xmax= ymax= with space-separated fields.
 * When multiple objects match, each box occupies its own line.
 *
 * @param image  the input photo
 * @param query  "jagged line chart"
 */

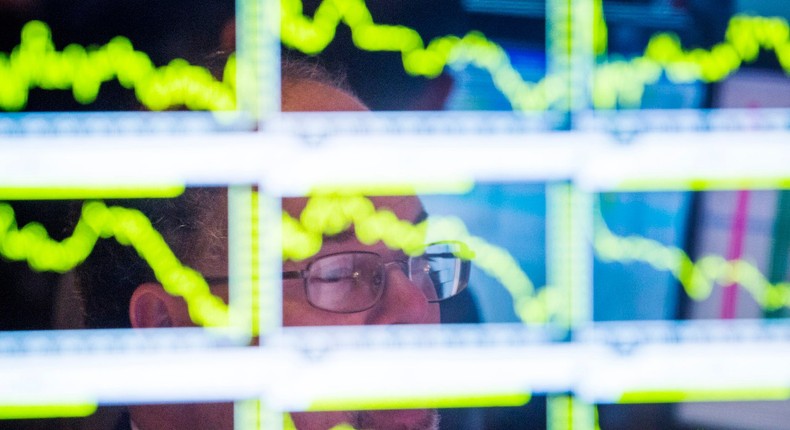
xmin=1 ymin=195 xmax=549 ymax=326
xmin=0 ymin=201 xmax=229 ymax=327
xmin=3 ymin=195 xmax=788 ymax=326
xmin=280 ymin=0 xmax=566 ymax=111
xmin=594 ymin=212 xmax=790 ymax=312
xmin=2 ymin=2 xmax=788 ymax=111
xmin=0 ymin=21 xmax=236 ymax=111
xmin=282 ymin=0 xmax=790 ymax=109
xmin=281 ymin=194 xmax=549 ymax=324
xmin=284 ymin=195 xmax=790 ymax=322
xmin=593 ymin=14 xmax=790 ymax=108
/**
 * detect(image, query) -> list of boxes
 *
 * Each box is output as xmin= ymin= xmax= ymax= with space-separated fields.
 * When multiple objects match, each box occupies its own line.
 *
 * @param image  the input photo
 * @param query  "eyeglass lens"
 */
xmin=307 ymin=253 xmax=385 ymax=313
xmin=304 ymin=242 xmax=470 ymax=313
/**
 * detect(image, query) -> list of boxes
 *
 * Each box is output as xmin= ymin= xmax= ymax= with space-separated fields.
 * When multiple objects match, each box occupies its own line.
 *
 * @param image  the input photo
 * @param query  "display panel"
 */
xmin=0 ymin=0 xmax=263 ymax=132
xmin=0 ymin=182 xmax=266 ymax=329
xmin=280 ymin=0 xmax=560 ymax=113
xmin=0 ymin=184 xmax=262 ymax=429
xmin=278 ymin=184 xmax=551 ymax=325
xmin=1 ymin=0 xmax=790 ymax=429
xmin=593 ymin=0 xmax=790 ymax=111
xmin=594 ymin=189 xmax=790 ymax=322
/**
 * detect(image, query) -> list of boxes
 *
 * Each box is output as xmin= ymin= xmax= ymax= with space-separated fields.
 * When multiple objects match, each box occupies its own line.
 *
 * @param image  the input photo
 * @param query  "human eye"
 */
xmin=310 ymin=254 xmax=379 ymax=288
xmin=367 ymin=269 xmax=383 ymax=288
xmin=305 ymin=253 xmax=384 ymax=312
xmin=313 ymin=265 xmax=357 ymax=284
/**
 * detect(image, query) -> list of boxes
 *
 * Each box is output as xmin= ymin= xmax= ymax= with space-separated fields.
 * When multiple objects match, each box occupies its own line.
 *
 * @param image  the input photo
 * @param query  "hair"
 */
xmin=75 ymin=188 xmax=226 ymax=329
xmin=280 ymin=51 xmax=352 ymax=92
xmin=281 ymin=0 xmax=466 ymax=111
xmin=202 ymin=50 xmax=351 ymax=91
xmin=76 ymin=57 xmax=351 ymax=329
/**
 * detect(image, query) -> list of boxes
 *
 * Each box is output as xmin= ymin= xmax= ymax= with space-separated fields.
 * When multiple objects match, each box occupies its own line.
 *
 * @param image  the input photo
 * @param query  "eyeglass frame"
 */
xmin=282 ymin=244 xmax=470 ymax=314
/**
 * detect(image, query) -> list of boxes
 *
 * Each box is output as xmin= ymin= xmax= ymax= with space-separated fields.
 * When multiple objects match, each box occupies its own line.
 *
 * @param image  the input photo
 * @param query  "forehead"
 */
xmin=281 ymin=80 xmax=367 ymax=112
xmin=283 ymin=195 xmax=425 ymax=263
xmin=283 ymin=195 xmax=424 ymax=223
xmin=187 ymin=78 xmax=365 ymax=277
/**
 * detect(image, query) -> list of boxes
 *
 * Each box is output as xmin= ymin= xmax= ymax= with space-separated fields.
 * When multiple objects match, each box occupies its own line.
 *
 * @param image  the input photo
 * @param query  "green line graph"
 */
xmin=0 ymin=21 xmax=236 ymax=111
xmin=2 ymin=1 xmax=789 ymax=111
xmin=594 ymin=210 xmax=790 ymax=312
xmin=0 ymin=201 xmax=229 ymax=327
xmin=282 ymin=0 xmax=790 ymax=110
xmin=3 ymin=193 xmax=788 ymax=327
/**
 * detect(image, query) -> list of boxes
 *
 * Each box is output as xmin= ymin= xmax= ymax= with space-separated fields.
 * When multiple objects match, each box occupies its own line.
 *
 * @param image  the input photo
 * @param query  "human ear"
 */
xmin=129 ymin=283 xmax=190 ymax=328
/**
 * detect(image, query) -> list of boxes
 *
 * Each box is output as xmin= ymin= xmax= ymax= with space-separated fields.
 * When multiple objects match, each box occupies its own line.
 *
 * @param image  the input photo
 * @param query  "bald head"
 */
xmin=281 ymin=79 xmax=368 ymax=112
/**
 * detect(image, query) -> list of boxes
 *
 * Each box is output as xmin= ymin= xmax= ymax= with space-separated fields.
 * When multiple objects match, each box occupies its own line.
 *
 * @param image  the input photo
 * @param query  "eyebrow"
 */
xmin=324 ymin=228 xmax=357 ymax=243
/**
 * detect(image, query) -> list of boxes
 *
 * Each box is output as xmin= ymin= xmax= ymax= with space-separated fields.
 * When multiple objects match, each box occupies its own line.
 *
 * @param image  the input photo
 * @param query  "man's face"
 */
xmin=185 ymin=84 xmax=440 ymax=429
xmin=282 ymin=195 xmax=440 ymax=327
xmin=282 ymin=195 xmax=441 ymax=430
xmin=132 ymin=79 xmax=441 ymax=429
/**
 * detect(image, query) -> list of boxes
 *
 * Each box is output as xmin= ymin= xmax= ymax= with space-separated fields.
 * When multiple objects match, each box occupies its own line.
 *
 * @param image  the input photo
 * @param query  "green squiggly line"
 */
xmin=0 ymin=201 xmax=229 ymax=327
xmin=0 ymin=21 xmax=236 ymax=111
xmin=7 ymin=193 xmax=785 ymax=327
xmin=594 ymin=211 xmax=790 ymax=311
xmin=280 ymin=0 xmax=563 ymax=111
xmin=281 ymin=194 xmax=556 ymax=324
xmin=282 ymin=0 xmax=790 ymax=110
xmin=4 ymin=2 xmax=788 ymax=111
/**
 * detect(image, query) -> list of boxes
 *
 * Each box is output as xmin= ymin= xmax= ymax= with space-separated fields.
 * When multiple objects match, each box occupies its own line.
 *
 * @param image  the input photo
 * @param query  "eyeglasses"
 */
xmin=282 ymin=242 xmax=471 ymax=313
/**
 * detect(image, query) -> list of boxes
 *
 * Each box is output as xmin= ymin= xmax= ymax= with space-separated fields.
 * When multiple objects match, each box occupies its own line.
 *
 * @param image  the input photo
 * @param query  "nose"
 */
xmin=366 ymin=263 xmax=440 ymax=325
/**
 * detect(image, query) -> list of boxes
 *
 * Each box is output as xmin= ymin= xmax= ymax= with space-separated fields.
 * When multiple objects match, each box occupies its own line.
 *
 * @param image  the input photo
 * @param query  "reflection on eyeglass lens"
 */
xmin=292 ymin=242 xmax=471 ymax=313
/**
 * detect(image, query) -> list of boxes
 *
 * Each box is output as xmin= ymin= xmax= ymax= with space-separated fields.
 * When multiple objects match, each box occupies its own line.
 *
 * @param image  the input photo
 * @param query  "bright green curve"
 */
xmin=0 ymin=21 xmax=236 ymax=111
xmin=0 ymin=201 xmax=229 ymax=327
xmin=594 ymin=14 xmax=790 ymax=108
xmin=0 ymin=192 xmax=550 ymax=331
xmin=281 ymin=194 xmax=556 ymax=325
xmin=282 ymin=0 xmax=790 ymax=110
xmin=594 ymin=210 xmax=790 ymax=311
xmin=2 ymin=3 xmax=788 ymax=111
xmin=4 ymin=194 xmax=788 ymax=328
xmin=286 ymin=194 xmax=790 ymax=324
xmin=280 ymin=0 xmax=565 ymax=111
